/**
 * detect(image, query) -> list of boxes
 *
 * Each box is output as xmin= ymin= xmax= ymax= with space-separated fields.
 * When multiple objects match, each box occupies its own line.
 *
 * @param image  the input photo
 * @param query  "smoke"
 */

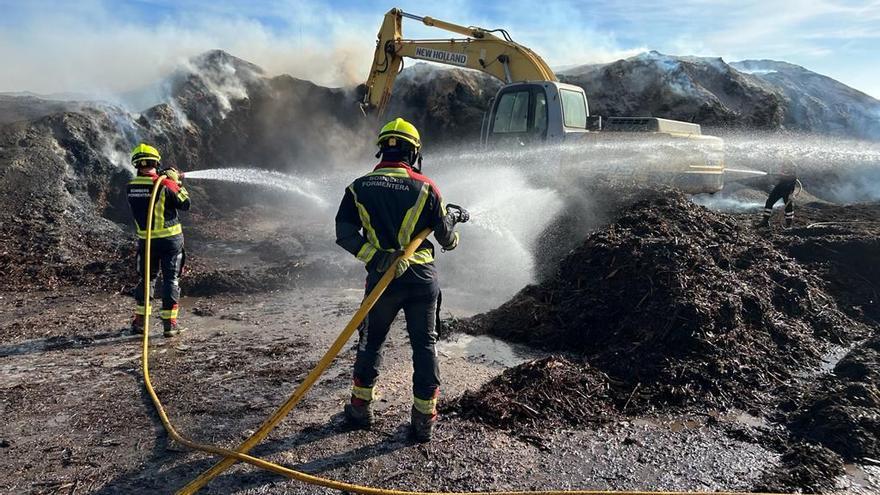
xmin=691 ymin=194 xmax=764 ymax=212
xmin=0 ymin=1 xmax=375 ymax=99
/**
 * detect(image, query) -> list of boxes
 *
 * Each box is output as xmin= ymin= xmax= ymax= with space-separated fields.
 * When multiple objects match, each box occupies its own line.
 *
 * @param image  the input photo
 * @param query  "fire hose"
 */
xmin=140 ymin=176 xmax=787 ymax=495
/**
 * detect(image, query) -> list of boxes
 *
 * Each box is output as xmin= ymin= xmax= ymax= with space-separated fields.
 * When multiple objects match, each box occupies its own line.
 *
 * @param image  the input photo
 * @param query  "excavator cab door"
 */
xmin=484 ymin=82 xmax=590 ymax=148
xmin=484 ymin=83 xmax=549 ymax=148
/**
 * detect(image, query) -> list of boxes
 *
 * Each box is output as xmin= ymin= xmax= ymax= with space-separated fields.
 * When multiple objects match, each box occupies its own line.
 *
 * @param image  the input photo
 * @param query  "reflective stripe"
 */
xmin=135 ymin=304 xmax=149 ymax=315
xmin=155 ymin=188 xmax=166 ymax=232
xmin=356 ymin=242 xmax=378 ymax=263
xmin=136 ymin=223 xmax=182 ymax=239
xmin=398 ymin=183 xmax=430 ymax=248
xmin=413 ymin=395 xmax=438 ymax=415
xmin=129 ymin=177 xmax=155 ymax=185
xmin=366 ymin=168 xmax=410 ymax=178
xmin=160 ymin=307 xmax=180 ymax=320
xmin=348 ymin=185 xmax=382 ymax=249
xmin=177 ymin=188 xmax=189 ymax=202
xmin=409 ymin=248 xmax=434 ymax=265
xmin=352 ymin=385 xmax=375 ymax=401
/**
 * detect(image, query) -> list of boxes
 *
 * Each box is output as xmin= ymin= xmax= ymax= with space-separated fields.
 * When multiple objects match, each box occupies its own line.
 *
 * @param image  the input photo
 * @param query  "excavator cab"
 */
xmin=481 ymin=82 xmax=591 ymax=147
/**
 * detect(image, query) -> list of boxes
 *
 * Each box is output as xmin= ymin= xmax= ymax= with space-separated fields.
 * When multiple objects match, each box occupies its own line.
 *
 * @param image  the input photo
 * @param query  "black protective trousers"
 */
xmin=353 ymin=280 xmax=441 ymax=401
xmin=134 ymin=235 xmax=185 ymax=317
xmin=764 ymin=180 xmax=796 ymax=218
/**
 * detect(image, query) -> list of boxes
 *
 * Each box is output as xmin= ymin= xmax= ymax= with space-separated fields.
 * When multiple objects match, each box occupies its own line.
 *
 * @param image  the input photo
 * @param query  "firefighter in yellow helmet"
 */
xmin=334 ymin=118 xmax=469 ymax=442
xmin=127 ymin=143 xmax=191 ymax=337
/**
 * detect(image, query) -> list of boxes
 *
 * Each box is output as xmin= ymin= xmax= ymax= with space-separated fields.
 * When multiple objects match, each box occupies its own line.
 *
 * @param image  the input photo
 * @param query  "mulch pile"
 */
xmin=0 ymin=206 xmax=133 ymax=293
xmin=754 ymin=441 xmax=845 ymax=494
xmin=455 ymin=191 xmax=863 ymax=418
xmin=444 ymin=356 xmax=618 ymax=429
xmin=780 ymin=202 xmax=880 ymax=322
xmin=788 ymin=335 xmax=880 ymax=461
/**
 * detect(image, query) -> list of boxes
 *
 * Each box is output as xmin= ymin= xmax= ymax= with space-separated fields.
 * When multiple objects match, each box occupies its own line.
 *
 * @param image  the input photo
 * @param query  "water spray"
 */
xmin=183 ymin=167 xmax=329 ymax=207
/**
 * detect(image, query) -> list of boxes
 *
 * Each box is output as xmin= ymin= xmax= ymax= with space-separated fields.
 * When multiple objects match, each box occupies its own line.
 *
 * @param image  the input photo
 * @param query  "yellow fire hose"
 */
xmin=140 ymin=177 xmax=785 ymax=495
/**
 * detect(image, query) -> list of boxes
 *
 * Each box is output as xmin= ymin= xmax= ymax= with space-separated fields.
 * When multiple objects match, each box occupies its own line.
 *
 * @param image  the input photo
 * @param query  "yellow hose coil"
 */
xmin=140 ymin=177 xmax=786 ymax=495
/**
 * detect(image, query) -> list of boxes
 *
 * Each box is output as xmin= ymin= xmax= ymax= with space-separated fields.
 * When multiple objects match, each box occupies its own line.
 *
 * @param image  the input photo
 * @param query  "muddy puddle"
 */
xmin=437 ymin=334 xmax=539 ymax=368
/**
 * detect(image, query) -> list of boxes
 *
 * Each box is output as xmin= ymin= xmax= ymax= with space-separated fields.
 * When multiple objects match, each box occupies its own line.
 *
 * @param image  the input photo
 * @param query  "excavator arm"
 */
xmin=362 ymin=8 xmax=557 ymax=117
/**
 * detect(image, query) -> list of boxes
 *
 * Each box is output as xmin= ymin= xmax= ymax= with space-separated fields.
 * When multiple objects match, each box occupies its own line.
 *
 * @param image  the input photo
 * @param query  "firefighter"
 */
xmin=334 ymin=118 xmax=469 ymax=442
xmin=762 ymin=159 xmax=800 ymax=229
xmin=127 ymin=143 xmax=191 ymax=337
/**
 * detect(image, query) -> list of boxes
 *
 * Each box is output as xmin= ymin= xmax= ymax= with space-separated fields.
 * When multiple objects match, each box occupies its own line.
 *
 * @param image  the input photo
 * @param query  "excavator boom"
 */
xmin=363 ymin=8 xmax=556 ymax=117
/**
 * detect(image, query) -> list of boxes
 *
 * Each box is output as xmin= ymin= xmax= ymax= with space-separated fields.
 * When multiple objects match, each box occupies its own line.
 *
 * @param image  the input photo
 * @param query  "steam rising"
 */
xmin=717 ymin=131 xmax=880 ymax=203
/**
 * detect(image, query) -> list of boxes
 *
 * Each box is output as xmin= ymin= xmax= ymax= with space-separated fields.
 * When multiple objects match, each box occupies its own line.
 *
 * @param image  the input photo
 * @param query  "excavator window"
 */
xmin=560 ymin=89 xmax=588 ymax=129
xmin=493 ymin=90 xmax=530 ymax=133
xmin=490 ymin=86 xmax=549 ymax=141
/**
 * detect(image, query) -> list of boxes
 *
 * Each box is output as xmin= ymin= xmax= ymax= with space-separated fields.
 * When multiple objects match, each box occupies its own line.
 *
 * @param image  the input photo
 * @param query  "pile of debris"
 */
xmin=788 ymin=335 xmax=880 ymax=461
xmin=780 ymin=202 xmax=880 ymax=322
xmin=460 ymin=191 xmax=862 ymax=412
xmin=445 ymin=356 xmax=618 ymax=429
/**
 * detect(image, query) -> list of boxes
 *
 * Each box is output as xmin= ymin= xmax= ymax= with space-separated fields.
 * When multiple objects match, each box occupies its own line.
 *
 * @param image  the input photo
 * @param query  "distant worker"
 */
xmin=762 ymin=159 xmax=801 ymax=229
xmin=334 ymin=118 xmax=469 ymax=442
xmin=127 ymin=143 xmax=191 ymax=337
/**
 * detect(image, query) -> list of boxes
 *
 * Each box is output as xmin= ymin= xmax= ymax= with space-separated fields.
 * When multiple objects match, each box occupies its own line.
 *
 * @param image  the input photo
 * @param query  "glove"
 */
xmin=446 ymin=203 xmax=470 ymax=224
xmin=162 ymin=167 xmax=182 ymax=184
xmin=441 ymin=232 xmax=460 ymax=252
xmin=367 ymin=250 xmax=410 ymax=278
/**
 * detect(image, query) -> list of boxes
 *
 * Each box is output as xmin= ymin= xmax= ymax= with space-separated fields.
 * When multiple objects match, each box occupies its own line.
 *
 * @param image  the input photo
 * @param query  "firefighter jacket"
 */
xmin=127 ymin=172 xmax=191 ymax=239
xmin=335 ymin=161 xmax=459 ymax=285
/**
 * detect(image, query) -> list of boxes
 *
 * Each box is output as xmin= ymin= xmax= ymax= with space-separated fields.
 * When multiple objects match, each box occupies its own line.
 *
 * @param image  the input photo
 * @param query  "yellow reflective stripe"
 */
xmin=413 ymin=395 xmax=438 ymax=415
xmin=177 ymin=187 xmax=189 ymax=202
xmin=398 ymin=183 xmax=430 ymax=248
xmin=409 ymin=248 xmax=434 ymax=265
xmin=129 ymin=177 xmax=154 ymax=185
xmin=160 ymin=307 xmax=179 ymax=320
xmin=135 ymin=304 xmax=149 ymax=315
xmin=348 ymin=185 xmax=382 ymax=249
xmin=366 ymin=168 xmax=410 ymax=178
xmin=352 ymin=385 xmax=375 ymax=401
xmin=137 ymin=223 xmax=182 ymax=239
xmin=154 ymin=188 xmax=166 ymax=231
xmin=356 ymin=242 xmax=378 ymax=263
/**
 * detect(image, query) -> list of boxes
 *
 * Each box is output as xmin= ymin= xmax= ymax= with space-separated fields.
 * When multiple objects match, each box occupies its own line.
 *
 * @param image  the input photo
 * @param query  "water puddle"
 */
xmin=795 ymin=344 xmax=854 ymax=378
xmin=631 ymin=409 xmax=767 ymax=432
xmin=438 ymin=334 xmax=536 ymax=368
xmin=844 ymin=463 xmax=880 ymax=492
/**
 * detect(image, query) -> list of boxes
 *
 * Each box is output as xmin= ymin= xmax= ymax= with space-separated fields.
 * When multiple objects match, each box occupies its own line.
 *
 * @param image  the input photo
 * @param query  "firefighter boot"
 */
xmin=410 ymin=405 xmax=436 ymax=443
xmin=163 ymin=319 xmax=184 ymax=337
xmin=130 ymin=315 xmax=145 ymax=335
xmin=343 ymin=397 xmax=374 ymax=429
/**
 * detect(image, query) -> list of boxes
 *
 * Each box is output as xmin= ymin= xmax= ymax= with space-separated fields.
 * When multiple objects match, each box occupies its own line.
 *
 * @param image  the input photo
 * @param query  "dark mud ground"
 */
xmin=2 ymin=197 xmax=879 ymax=494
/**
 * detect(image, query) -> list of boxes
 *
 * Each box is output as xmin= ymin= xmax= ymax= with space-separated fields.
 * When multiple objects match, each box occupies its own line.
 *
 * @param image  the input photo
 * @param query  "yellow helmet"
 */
xmin=377 ymin=118 xmax=421 ymax=150
xmin=131 ymin=143 xmax=161 ymax=166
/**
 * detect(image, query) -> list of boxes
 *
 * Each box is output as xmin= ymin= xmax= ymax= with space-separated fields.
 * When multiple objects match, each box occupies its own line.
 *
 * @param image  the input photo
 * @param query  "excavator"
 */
xmin=360 ymin=8 xmax=725 ymax=193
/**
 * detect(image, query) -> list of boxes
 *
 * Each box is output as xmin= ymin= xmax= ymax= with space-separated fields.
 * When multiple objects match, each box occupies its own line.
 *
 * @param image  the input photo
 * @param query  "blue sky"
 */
xmin=1 ymin=0 xmax=878 ymax=98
